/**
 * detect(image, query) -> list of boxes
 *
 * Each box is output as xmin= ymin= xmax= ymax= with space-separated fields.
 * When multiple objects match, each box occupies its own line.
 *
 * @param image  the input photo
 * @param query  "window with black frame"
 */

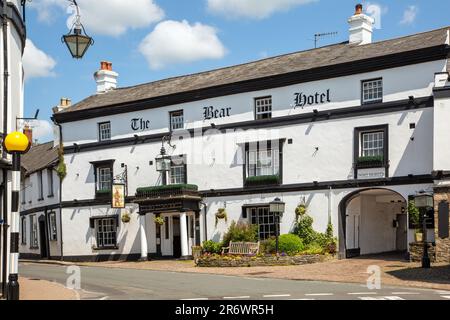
xmin=95 ymin=217 xmax=117 ymax=249
xmin=47 ymin=169 xmax=54 ymax=197
xmin=30 ymin=215 xmax=38 ymax=249
xmin=247 ymin=206 xmax=279 ymax=240
xmin=37 ymin=170 xmax=44 ymax=201
xmin=170 ymin=110 xmax=184 ymax=131
xmin=169 ymin=156 xmax=187 ymax=185
xmin=244 ymin=140 xmax=282 ymax=186
xmin=98 ymin=122 xmax=111 ymax=142
xmin=48 ymin=212 xmax=58 ymax=241
xmin=21 ymin=216 xmax=27 ymax=245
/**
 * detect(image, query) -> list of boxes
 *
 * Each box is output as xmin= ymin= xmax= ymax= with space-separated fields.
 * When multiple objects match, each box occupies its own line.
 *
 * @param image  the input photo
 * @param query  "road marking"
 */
xmin=305 ymin=293 xmax=334 ymax=296
xmin=348 ymin=292 xmax=378 ymax=295
xmin=290 ymin=298 xmax=316 ymax=300
xmin=391 ymin=292 xmax=420 ymax=295
xmin=181 ymin=298 xmax=209 ymax=301
xmin=99 ymin=296 xmax=109 ymax=300
xmin=263 ymin=294 xmax=291 ymax=298
xmin=223 ymin=296 xmax=251 ymax=299
xmin=436 ymin=290 xmax=450 ymax=294
xmin=441 ymin=296 xmax=450 ymax=299
xmin=359 ymin=296 xmax=405 ymax=301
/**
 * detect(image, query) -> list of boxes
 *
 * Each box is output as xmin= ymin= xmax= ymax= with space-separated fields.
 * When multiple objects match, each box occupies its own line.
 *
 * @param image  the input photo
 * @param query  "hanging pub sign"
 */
xmin=112 ymin=183 xmax=126 ymax=209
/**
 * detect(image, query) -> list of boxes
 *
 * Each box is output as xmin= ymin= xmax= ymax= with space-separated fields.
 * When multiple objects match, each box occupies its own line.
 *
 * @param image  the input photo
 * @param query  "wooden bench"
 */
xmin=222 ymin=241 xmax=260 ymax=255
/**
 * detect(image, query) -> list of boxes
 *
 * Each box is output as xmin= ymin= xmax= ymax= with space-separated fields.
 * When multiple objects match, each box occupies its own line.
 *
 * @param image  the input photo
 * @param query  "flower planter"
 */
xmin=356 ymin=156 xmax=384 ymax=169
xmin=245 ymin=175 xmax=280 ymax=187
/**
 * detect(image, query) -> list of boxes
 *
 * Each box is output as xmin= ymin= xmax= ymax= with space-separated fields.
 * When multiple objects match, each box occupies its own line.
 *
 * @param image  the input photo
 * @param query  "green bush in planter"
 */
xmin=294 ymin=215 xmax=316 ymax=245
xmin=278 ymin=234 xmax=305 ymax=255
xmin=222 ymin=221 xmax=258 ymax=248
xmin=202 ymin=240 xmax=222 ymax=254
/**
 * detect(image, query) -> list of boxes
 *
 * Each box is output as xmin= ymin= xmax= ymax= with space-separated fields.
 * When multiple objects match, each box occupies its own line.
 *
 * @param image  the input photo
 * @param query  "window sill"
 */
xmin=92 ymin=246 xmax=119 ymax=251
xmin=29 ymin=247 xmax=39 ymax=250
xmin=48 ymin=195 xmax=55 ymax=199
xmin=38 ymin=198 xmax=44 ymax=202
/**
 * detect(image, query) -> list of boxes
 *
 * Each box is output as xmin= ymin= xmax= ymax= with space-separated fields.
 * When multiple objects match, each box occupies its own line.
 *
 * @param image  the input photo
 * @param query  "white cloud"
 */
xmin=400 ymin=5 xmax=418 ymax=25
xmin=139 ymin=20 xmax=227 ymax=70
xmin=206 ymin=0 xmax=317 ymax=19
xmin=32 ymin=120 xmax=54 ymax=142
xmin=366 ymin=2 xmax=388 ymax=29
xmin=23 ymin=39 xmax=57 ymax=81
xmin=30 ymin=0 xmax=165 ymax=36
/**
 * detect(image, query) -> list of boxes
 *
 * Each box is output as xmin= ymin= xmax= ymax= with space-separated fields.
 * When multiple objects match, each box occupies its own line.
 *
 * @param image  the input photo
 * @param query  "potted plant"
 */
xmin=215 ymin=208 xmax=228 ymax=226
xmin=415 ymin=229 xmax=423 ymax=242
xmin=121 ymin=212 xmax=131 ymax=223
xmin=155 ymin=216 xmax=164 ymax=226
xmin=356 ymin=155 xmax=384 ymax=168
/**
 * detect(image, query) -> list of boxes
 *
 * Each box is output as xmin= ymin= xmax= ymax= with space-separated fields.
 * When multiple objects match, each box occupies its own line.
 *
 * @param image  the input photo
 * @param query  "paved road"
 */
xmin=19 ymin=262 xmax=450 ymax=300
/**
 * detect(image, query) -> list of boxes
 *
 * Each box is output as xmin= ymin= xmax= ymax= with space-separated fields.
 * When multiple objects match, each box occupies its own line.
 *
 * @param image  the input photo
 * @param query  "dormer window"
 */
xmin=362 ymin=78 xmax=383 ymax=104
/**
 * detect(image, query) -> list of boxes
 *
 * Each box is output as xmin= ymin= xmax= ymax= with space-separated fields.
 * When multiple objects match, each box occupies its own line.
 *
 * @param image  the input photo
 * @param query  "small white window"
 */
xmin=48 ymin=212 xmax=57 ymax=241
xmin=362 ymin=79 xmax=383 ymax=104
xmin=170 ymin=110 xmax=184 ymax=131
xmin=361 ymin=131 xmax=384 ymax=157
xmin=247 ymin=148 xmax=280 ymax=178
xmin=97 ymin=167 xmax=112 ymax=192
xmin=98 ymin=122 xmax=111 ymax=141
xmin=255 ymin=97 xmax=272 ymax=120
xmin=170 ymin=165 xmax=186 ymax=184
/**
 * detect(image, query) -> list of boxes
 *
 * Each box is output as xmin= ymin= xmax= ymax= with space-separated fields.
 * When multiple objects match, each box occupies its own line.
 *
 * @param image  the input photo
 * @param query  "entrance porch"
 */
xmin=134 ymin=184 xmax=205 ymax=260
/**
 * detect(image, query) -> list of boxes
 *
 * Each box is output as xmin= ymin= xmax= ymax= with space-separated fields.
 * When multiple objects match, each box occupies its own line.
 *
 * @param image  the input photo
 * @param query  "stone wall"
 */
xmin=196 ymin=254 xmax=334 ymax=267
xmin=409 ymin=242 xmax=436 ymax=263
xmin=434 ymin=187 xmax=450 ymax=263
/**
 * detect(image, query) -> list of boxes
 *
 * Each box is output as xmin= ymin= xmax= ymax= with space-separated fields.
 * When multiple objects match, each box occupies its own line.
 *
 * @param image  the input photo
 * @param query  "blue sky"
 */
xmin=23 ymin=0 xmax=450 ymax=142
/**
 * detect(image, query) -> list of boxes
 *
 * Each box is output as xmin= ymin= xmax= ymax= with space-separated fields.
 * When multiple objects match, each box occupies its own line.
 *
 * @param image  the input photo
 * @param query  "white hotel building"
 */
xmin=20 ymin=6 xmax=450 ymax=263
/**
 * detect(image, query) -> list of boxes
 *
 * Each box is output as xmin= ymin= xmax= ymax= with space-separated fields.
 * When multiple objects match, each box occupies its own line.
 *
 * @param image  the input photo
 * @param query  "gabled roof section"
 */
xmin=55 ymin=27 xmax=450 ymax=120
xmin=22 ymin=141 xmax=59 ymax=176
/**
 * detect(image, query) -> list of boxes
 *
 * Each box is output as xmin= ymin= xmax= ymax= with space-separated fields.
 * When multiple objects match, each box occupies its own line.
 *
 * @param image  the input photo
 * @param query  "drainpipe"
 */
xmin=200 ymin=201 xmax=208 ymax=242
xmin=53 ymin=121 xmax=64 ymax=261
xmin=1 ymin=5 xmax=10 ymax=297
xmin=328 ymin=186 xmax=332 ymax=225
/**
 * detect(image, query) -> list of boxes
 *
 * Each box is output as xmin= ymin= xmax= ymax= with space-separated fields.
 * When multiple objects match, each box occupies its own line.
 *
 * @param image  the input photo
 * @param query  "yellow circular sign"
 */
xmin=3 ymin=132 xmax=30 ymax=153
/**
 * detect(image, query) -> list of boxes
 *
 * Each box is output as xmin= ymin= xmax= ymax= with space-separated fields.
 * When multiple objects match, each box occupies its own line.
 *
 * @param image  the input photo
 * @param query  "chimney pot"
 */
xmin=23 ymin=125 xmax=33 ymax=147
xmin=355 ymin=4 xmax=363 ymax=15
xmin=95 ymin=61 xmax=118 ymax=93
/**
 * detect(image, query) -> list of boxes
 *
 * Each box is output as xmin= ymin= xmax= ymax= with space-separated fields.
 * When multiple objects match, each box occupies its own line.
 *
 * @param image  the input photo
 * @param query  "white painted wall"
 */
xmin=433 ymin=95 xmax=450 ymax=171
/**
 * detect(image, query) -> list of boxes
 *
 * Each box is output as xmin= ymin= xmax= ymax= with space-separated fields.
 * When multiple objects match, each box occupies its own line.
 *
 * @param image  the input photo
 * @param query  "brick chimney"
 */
xmin=94 ymin=61 xmax=118 ymax=93
xmin=348 ymin=4 xmax=374 ymax=45
xmin=23 ymin=124 xmax=33 ymax=146
xmin=52 ymin=98 xmax=72 ymax=114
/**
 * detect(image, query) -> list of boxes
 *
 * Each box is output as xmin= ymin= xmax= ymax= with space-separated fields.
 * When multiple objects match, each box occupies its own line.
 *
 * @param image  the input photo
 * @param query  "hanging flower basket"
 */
xmin=295 ymin=204 xmax=307 ymax=217
xmin=215 ymin=209 xmax=228 ymax=226
xmin=155 ymin=216 xmax=165 ymax=226
xmin=121 ymin=212 xmax=131 ymax=223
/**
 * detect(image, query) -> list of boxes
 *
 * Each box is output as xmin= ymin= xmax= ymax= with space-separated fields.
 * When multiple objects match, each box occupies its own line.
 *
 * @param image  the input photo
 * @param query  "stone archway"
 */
xmin=338 ymin=188 xmax=407 ymax=259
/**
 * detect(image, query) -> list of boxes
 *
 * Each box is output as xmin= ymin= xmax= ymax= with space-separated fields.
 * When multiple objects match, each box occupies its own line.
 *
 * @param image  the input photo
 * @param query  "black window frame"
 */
xmin=47 ymin=168 xmax=54 ymax=198
xmin=37 ymin=170 xmax=44 ymax=201
xmin=254 ymin=96 xmax=273 ymax=120
xmin=353 ymin=125 xmax=389 ymax=179
xmin=90 ymin=216 xmax=119 ymax=250
xmin=246 ymin=206 xmax=280 ymax=240
xmin=29 ymin=214 xmax=38 ymax=249
xmin=48 ymin=211 xmax=58 ymax=241
xmin=98 ymin=121 xmax=112 ymax=142
xmin=169 ymin=109 xmax=184 ymax=132
xmin=243 ymin=139 xmax=284 ymax=187
xmin=91 ymin=160 xmax=115 ymax=198
xmin=21 ymin=216 xmax=27 ymax=245
xmin=169 ymin=155 xmax=187 ymax=185
xmin=361 ymin=78 xmax=383 ymax=105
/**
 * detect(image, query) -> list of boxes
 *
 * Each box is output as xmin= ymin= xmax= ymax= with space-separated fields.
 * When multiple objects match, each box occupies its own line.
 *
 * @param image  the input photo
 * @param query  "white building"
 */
xmin=20 ymin=6 xmax=450 ymax=262
xmin=0 ymin=0 xmax=27 ymax=293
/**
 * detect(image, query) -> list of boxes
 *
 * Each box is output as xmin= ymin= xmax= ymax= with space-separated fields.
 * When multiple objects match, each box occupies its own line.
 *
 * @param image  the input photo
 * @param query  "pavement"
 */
xmin=18 ymin=262 xmax=450 ymax=300
xmin=0 ymin=277 xmax=78 ymax=300
xmin=20 ymin=253 xmax=450 ymax=291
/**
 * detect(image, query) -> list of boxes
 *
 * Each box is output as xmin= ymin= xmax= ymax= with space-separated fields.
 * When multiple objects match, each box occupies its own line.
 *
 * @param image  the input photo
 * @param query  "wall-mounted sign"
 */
xmin=203 ymin=106 xmax=231 ymax=120
xmin=112 ymin=184 xmax=126 ymax=209
xmin=357 ymin=168 xmax=386 ymax=180
xmin=294 ymin=89 xmax=331 ymax=109
xmin=131 ymin=118 xmax=150 ymax=131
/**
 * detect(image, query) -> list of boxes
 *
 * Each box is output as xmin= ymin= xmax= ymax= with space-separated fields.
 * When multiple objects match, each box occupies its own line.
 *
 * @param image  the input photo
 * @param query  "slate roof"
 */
xmin=57 ymin=27 xmax=450 ymax=115
xmin=22 ymin=141 xmax=59 ymax=175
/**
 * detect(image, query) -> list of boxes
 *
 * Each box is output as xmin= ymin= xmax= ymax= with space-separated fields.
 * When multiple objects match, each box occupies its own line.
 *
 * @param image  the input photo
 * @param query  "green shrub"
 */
xmin=303 ymin=243 xmax=325 ymax=255
xmin=294 ymin=215 xmax=316 ymax=245
xmin=278 ymin=234 xmax=304 ymax=255
xmin=408 ymin=200 xmax=420 ymax=227
xmin=222 ymin=221 xmax=258 ymax=247
xmin=202 ymin=240 xmax=222 ymax=254
xmin=260 ymin=237 xmax=276 ymax=254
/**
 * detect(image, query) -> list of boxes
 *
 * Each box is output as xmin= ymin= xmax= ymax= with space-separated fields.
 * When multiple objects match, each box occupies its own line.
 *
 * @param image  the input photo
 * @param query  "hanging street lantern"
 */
xmin=155 ymin=146 xmax=171 ymax=186
xmin=62 ymin=0 xmax=94 ymax=59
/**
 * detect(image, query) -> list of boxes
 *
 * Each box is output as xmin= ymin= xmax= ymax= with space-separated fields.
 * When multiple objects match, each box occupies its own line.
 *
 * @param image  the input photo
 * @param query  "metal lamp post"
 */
xmin=155 ymin=145 xmax=171 ymax=186
xmin=414 ymin=193 xmax=434 ymax=269
xmin=269 ymin=197 xmax=285 ymax=256
xmin=62 ymin=0 xmax=94 ymax=59
xmin=2 ymin=131 xmax=30 ymax=300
